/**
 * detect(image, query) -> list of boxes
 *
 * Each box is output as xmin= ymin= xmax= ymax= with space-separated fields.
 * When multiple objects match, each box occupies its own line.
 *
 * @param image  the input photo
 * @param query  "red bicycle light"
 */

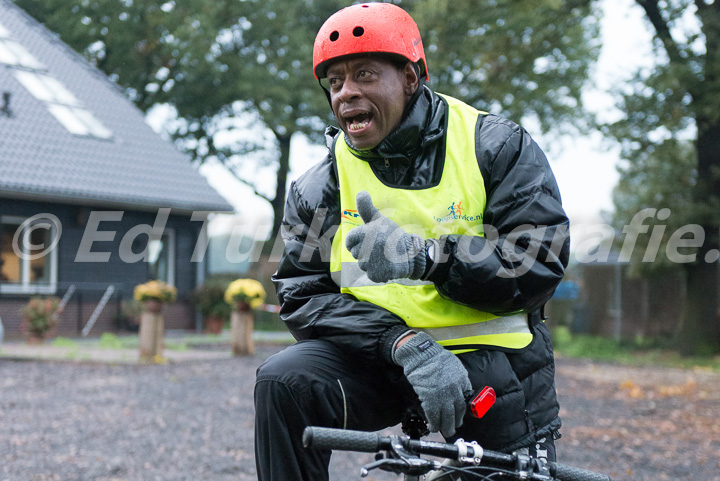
xmin=469 ymin=386 xmax=496 ymax=419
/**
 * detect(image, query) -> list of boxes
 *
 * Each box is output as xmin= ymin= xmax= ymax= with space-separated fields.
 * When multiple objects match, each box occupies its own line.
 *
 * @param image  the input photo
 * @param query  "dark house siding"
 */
xmin=1 ymin=197 xmax=204 ymax=338
xmin=0 ymin=1 xmax=233 ymax=340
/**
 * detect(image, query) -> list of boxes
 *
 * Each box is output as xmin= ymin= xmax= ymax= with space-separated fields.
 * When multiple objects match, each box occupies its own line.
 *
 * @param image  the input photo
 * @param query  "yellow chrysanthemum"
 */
xmin=133 ymin=280 xmax=177 ymax=302
xmin=225 ymin=278 xmax=266 ymax=310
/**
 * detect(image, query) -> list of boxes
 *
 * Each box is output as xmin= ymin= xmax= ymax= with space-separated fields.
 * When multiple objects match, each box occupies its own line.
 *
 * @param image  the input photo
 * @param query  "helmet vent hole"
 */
xmin=353 ymin=26 xmax=364 ymax=37
xmin=330 ymin=31 xmax=339 ymax=41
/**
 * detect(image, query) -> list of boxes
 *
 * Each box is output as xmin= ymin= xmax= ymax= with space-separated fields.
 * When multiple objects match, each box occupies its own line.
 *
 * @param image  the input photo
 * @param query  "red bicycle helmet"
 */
xmin=313 ymin=3 xmax=428 ymax=80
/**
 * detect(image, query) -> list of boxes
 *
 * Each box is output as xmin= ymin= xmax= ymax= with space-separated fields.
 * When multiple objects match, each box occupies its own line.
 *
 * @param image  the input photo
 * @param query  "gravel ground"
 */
xmin=1 ymin=343 xmax=718 ymax=481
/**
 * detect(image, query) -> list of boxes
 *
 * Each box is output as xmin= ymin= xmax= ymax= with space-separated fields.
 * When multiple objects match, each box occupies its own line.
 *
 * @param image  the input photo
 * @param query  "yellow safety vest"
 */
xmin=330 ymin=93 xmax=532 ymax=354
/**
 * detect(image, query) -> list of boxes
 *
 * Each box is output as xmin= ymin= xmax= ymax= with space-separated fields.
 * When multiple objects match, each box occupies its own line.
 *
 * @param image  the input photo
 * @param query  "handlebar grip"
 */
xmin=549 ymin=462 xmax=612 ymax=481
xmin=302 ymin=427 xmax=381 ymax=453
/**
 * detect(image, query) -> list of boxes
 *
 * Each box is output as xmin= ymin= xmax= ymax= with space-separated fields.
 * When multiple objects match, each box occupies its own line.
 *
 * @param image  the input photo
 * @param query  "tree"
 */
xmin=14 ymin=0 xmax=344 ymax=250
xmin=606 ymin=1 xmax=720 ymax=354
xmin=413 ymin=0 xmax=600 ymax=134
xmin=15 ymin=0 xmax=600 ymax=248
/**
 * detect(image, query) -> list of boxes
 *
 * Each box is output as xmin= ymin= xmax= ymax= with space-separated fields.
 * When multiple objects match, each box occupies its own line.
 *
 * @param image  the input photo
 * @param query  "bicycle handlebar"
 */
xmin=549 ymin=463 xmax=612 ymax=481
xmin=302 ymin=426 xmax=381 ymax=453
xmin=303 ymin=426 xmax=612 ymax=481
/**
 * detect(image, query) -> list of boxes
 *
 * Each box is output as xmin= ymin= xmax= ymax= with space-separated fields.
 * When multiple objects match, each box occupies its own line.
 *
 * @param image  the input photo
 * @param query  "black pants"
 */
xmin=254 ymin=339 xmax=556 ymax=481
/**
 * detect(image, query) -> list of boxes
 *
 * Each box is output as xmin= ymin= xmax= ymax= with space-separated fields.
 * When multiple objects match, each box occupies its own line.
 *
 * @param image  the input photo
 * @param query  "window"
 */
xmin=0 ymin=38 xmax=45 ymax=69
xmin=14 ymin=70 xmax=78 ymax=103
xmin=148 ymin=230 xmax=175 ymax=287
xmin=14 ymin=71 xmax=112 ymax=139
xmin=0 ymin=19 xmax=113 ymax=140
xmin=0 ymin=215 xmax=59 ymax=294
xmin=0 ymin=222 xmax=21 ymax=283
xmin=0 ymin=20 xmax=11 ymax=38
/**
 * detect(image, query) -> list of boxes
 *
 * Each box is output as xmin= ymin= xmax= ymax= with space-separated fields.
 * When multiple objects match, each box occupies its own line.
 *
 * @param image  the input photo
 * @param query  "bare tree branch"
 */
xmin=214 ymin=162 xmax=272 ymax=203
xmin=636 ymin=0 xmax=687 ymax=68
xmin=206 ymin=135 xmax=271 ymax=202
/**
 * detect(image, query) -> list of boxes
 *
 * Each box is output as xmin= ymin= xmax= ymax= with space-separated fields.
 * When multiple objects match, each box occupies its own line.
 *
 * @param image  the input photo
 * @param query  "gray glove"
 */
xmin=393 ymin=332 xmax=472 ymax=437
xmin=345 ymin=191 xmax=426 ymax=283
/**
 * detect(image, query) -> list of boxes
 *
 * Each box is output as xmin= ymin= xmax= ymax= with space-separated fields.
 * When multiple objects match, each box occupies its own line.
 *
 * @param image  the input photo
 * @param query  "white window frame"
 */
xmin=148 ymin=228 xmax=176 ymax=287
xmin=0 ymin=20 xmax=10 ymax=38
xmin=13 ymin=70 xmax=113 ymax=139
xmin=0 ymin=215 xmax=58 ymax=295
xmin=0 ymin=37 xmax=45 ymax=69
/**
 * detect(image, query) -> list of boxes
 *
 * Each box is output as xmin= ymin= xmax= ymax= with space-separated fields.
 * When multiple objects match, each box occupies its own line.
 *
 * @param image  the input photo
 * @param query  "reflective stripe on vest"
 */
xmin=329 ymin=93 xmax=532 ymax=353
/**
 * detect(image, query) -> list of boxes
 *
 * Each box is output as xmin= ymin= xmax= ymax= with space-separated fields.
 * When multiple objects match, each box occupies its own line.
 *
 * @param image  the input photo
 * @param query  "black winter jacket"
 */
xmin=272 ymin=86 xmax=568 ymax=451
xmin=272 ymin=86 xmax=570 ymax=365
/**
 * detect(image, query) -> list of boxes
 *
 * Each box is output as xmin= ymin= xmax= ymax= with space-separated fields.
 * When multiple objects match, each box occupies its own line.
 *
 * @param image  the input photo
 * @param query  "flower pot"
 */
xmin=236 ymin=301 xmax=251 ymax=312
xmin=25 ymin=331 xmax=46 ymax=345
xmin=144 ymin=299 xmax=163 ymax=314
xmin=205 ymin=316 xmax=225 ymax=334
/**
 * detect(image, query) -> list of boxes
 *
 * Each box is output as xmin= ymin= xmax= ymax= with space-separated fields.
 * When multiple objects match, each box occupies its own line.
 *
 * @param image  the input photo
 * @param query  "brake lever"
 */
xmin=359 ymin=457 xmax=406 ymax=476
xmin=360 ymin=435 xmax=440 ymax=477
xmin=360 ymin=456 xmax=438 ymax=477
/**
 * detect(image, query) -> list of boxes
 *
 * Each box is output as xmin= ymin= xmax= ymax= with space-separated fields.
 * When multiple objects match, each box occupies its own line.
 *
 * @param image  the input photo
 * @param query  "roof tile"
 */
xmin=0 ymin=1 xmax=234 ymax=213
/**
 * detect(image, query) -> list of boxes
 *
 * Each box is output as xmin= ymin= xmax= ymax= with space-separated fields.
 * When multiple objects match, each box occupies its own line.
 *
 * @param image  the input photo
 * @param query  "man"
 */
xmin=255 ymin=3 xmax=569 ymax=480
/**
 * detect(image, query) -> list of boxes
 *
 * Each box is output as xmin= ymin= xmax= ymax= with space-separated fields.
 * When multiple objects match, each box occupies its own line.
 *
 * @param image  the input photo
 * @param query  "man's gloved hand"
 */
xmin=345 ymin=191 xmax=426 ymax=283
xmin=393 ymin=332 xmax=472 ymax=438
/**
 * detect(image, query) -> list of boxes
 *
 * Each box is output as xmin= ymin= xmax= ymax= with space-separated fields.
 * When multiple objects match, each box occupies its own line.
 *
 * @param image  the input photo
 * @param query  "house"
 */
xmin=0 ymin=1 xmax=234 ymax=339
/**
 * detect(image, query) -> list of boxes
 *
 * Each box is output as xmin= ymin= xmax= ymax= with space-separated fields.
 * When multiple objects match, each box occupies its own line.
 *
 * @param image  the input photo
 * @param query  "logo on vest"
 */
xmin=341 ymin=209 xmax=361 ymax=225
xmin=434 ymin=201 xmax=483 ymax=223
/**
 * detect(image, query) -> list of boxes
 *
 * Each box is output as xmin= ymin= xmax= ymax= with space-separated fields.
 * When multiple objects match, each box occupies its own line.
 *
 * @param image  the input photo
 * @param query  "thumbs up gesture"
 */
xmin=345 ymin=191 xmax=427 ymax=283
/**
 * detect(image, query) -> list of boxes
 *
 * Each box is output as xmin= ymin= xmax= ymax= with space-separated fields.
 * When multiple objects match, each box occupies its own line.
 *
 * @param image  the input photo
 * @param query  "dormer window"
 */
xmin=0 ymin=19 xmax=113 ymax=140
xmin=0 ymin=38 xmax=45 ymax=69
xmin=14 ymin=70 xmax=113 ymax=139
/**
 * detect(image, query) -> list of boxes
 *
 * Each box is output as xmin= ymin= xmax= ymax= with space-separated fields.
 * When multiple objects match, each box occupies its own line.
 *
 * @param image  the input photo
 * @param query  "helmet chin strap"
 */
xmin=319 ymin=79 xmax=333 ymax=110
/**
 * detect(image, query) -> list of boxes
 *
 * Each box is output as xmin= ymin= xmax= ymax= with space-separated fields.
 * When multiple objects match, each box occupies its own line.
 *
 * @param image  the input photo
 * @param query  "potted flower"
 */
xmin=224 ymin=278 xmax=266 ymax=312
xmin=21 ymin=296 xmax=62 ymax=344
xmin=224 ymin=278 xmax=266 ymax=356
xmin=133 ymin=280 xmax=176 ymax=362
xmin=191 ymin=278 xmax=232 ymax=334
xmin=133 ymin=280 xmax=177 ymax=313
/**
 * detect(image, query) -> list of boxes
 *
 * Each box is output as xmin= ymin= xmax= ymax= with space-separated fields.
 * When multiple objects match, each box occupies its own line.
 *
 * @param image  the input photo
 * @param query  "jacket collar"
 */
xmin=331 ymin=85 xmax=446 ymax=163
